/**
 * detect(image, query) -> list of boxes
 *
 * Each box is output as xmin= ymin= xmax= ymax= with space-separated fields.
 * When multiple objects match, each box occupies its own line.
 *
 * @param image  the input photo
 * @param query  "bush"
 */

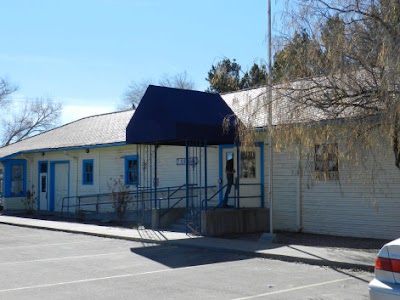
xmin=107 ymin=176 xmax=131 ymax=223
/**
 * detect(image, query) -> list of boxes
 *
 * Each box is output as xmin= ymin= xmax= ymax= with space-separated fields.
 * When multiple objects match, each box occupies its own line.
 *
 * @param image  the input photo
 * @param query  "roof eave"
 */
xmin=0 ymin=141 xmax=128 ymax=162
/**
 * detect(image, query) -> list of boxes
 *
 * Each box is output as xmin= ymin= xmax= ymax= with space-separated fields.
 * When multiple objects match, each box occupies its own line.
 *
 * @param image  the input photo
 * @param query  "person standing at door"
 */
xmin=222 ymin=158 xmax=235 ymax=208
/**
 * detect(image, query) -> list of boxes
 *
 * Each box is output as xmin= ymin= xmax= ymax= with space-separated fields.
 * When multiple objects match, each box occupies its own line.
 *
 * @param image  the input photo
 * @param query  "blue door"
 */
xmin=50 ymin=161 xmax=70 ymax=212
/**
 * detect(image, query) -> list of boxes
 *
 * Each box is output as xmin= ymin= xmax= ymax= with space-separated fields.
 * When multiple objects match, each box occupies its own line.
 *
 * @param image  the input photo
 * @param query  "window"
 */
xmin=240 ymin=151 xmax=256 ymax=178
xmin=125 ymin=155 xmax=139 ymax=185
xmin=39 ymin=162 xmax=48 ymax=193
xmin=4 ymin=160 xmax=26 ymax=197
xmin=0 ymin=168 xmax=3 ymax=196
xmin=82 ymin=159 xmax=94 ymax=185
xmin=41 ymin=175 xmax=47 ymax=192
xmin=315 ymin=144 xmax=338 ymax=172
xmin=39 ymin=162 xmax=47 ymax=173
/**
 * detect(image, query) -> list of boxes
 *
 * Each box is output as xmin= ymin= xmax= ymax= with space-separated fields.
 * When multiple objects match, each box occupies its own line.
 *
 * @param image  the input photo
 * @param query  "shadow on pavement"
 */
xmin=130 ymin=244 xmax=250 ymax=269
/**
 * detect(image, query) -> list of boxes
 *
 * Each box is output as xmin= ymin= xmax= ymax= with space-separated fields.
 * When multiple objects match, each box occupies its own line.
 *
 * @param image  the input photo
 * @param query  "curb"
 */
xmin=0 ymin=219 xmax=375 ymax=273
xmin=168 ymin=239 xmax=375 ymax=273
xmin=0 ymin=220 xmax=169 ymax=245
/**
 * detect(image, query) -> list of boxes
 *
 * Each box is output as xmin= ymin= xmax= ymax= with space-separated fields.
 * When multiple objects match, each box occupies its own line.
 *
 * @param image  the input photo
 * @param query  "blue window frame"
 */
xmin=4 ymin=159 xmax=27 ymax=197
xmin=82 ymin=159 xmax=94 ymax=185
xmin=125 ymin=155 xmax=139 ymax=185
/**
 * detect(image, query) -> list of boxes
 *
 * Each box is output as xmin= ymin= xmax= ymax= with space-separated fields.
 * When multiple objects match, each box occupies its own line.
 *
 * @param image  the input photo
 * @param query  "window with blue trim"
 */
xmin=125 ymin=155 xmax=138 ymax=185
xmin=4 ymin=160 xmax=27 ymax=197
xmin=82 ymin=159 xmax=94 ymax=185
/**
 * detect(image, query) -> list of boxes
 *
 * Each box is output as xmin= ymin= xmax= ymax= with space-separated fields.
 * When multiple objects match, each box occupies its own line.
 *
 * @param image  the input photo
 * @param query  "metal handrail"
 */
xmin=157 ymin=183 xmax=197 ymax=209
xmin=201 ymin=183 xmax=227 ymax=210
xmin=201 ymin=182 xmax=264 ymax=211
xmin=61 ymin=183 xmax=263 ymax=216
xmin=158 ymin=184 xmax=216 ymax=219
xmin=61 ymin=184 xmax=198 ymax=215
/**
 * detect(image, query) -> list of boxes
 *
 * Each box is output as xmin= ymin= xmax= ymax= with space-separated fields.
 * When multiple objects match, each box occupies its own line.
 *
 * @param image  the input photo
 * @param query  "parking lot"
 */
xmin=0 ymin=224 xmax=373 ymax=299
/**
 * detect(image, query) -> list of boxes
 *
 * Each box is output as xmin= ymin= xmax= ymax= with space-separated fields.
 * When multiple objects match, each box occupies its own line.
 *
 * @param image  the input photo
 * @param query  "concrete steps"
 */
xmin=168 ymin=216 xmax=186 ymax=232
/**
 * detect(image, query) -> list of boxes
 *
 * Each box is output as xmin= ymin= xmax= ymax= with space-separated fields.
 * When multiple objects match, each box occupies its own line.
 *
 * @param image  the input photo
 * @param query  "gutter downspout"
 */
xmin=296 ymin=145 xmax=303 ymax=231
xmin=21 ymin=154 xmax=33 ymax=189
xmin=64 ymin=151 xmax=79 ymax=211
xmin=154 ymin=144 xmax=157 ymax=209
xmin=21 ymin=154 xmax=34 ymax=210
xmin=97 ymin=149 xmax=101 ymax=195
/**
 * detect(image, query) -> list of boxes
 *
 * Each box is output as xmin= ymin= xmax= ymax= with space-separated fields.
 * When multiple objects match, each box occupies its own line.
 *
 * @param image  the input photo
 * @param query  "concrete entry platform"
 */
xmin=152 ymin=207 xmax=269 ymax=236
xmin=201 ymin=208 xmax=269 ymax=236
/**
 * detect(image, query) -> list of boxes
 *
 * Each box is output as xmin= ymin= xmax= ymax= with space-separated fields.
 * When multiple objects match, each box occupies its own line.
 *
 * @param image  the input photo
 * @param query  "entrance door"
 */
xmin=38 ymin=162 xmax=48 ymax=210
xmin=220 ymin=146 xmax=262 ymax=207
xmin=50 ymin=162 xmax=69 ymax=212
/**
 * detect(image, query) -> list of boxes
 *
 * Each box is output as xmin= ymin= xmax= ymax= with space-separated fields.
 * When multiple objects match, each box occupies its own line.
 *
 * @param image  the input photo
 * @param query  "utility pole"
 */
xmin=267 ymin=0 xmax=274 ymax=235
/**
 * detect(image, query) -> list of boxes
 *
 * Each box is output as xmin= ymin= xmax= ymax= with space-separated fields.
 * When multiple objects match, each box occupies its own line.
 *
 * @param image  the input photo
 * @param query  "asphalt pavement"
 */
xmin=0 ymin=214 xmax=381 ymax=272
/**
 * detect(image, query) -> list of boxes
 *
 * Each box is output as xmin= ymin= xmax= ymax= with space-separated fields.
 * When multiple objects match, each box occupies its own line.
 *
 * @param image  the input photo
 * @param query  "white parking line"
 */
xmin=0 ymin=239 xmax=120 ymax=250
xmin=0 ymin=251 xmax=131 ymax=265
xmin=0 ymin=234 xmax=44 ymax=239
xmin=232 ymin=277 xmax=352 ymax=299
xmin=0 ymin=267 xmax=189 ymax=293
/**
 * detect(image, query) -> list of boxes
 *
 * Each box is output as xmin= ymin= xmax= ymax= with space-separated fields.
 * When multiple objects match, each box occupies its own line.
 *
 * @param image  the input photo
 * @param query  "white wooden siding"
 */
xmin=265 ymin=148 xmax=298 ymax=231
xmin=300 ymin=140 xmax=400 ymax=240
xmin=156 ymin=145 xmax=219 ymax=189
xmin=267 ymin=138 xmax=400 ymax=240
xmin=7 ymin=144 xmax=220 ymax=212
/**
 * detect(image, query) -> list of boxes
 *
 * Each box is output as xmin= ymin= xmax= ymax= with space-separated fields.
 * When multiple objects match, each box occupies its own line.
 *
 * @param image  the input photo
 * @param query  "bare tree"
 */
xmin=0 ymin=78 xmax=17 ymax=108
xmin=120 ymin=79 xmax=153 ymax=110
xmin=261 ymin=0 xmax=400 ymax=168
xmin=120 ymin=71 xmax=195 ymax=110
xmin=159 ymin=71 xmax=195 ymax=90
xmin=1 ymin=97 xmax=62 ymax=146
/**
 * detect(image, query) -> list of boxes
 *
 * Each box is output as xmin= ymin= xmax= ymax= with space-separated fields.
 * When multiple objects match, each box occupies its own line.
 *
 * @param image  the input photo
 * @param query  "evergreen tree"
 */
xmin=271 ymin=28 xmax=324 ymax=83
xmin=206 ymin=58 xmax=242 ymax=93
xmin=206 ymin=59 xmax=267 ymax=93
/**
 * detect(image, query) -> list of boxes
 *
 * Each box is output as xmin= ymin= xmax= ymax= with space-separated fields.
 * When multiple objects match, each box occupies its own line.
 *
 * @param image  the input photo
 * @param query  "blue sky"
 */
xmin=1 ymin=0 xmax=284 ymax=124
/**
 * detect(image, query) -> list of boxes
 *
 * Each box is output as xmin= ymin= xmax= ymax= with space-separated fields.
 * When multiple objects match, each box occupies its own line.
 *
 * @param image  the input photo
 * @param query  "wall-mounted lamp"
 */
xmin=41 ymin=152 xmax=45 ymax=156
xmin=85 ymin=149 xmax=90 ymax=153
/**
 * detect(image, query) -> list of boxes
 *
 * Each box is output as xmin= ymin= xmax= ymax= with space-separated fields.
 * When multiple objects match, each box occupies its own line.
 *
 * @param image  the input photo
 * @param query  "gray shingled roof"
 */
xmin=221 ymin=87 xmax=268 ymax=128
xmin=221 ymin=84 xmax=329 ymax=128
xmin=221 ymin=74 xmax=373 ymax=128
xmin=0 ymin=110 xmax=135 ymax=160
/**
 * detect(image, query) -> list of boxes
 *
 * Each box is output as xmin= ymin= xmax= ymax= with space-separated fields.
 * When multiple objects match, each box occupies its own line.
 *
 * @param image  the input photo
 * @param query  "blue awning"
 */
xmin=126 ymin=85 xmax=238 ymax=145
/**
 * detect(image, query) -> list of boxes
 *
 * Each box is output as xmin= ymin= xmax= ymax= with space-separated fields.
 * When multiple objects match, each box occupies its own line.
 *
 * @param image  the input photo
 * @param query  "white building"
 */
xmin=221 ymin=86 xmax=400 ymax=240
xmin=2 ymin=84 xmax=397 ymax=240
xmin=0 ymin=86 xmax=266 ymax=235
